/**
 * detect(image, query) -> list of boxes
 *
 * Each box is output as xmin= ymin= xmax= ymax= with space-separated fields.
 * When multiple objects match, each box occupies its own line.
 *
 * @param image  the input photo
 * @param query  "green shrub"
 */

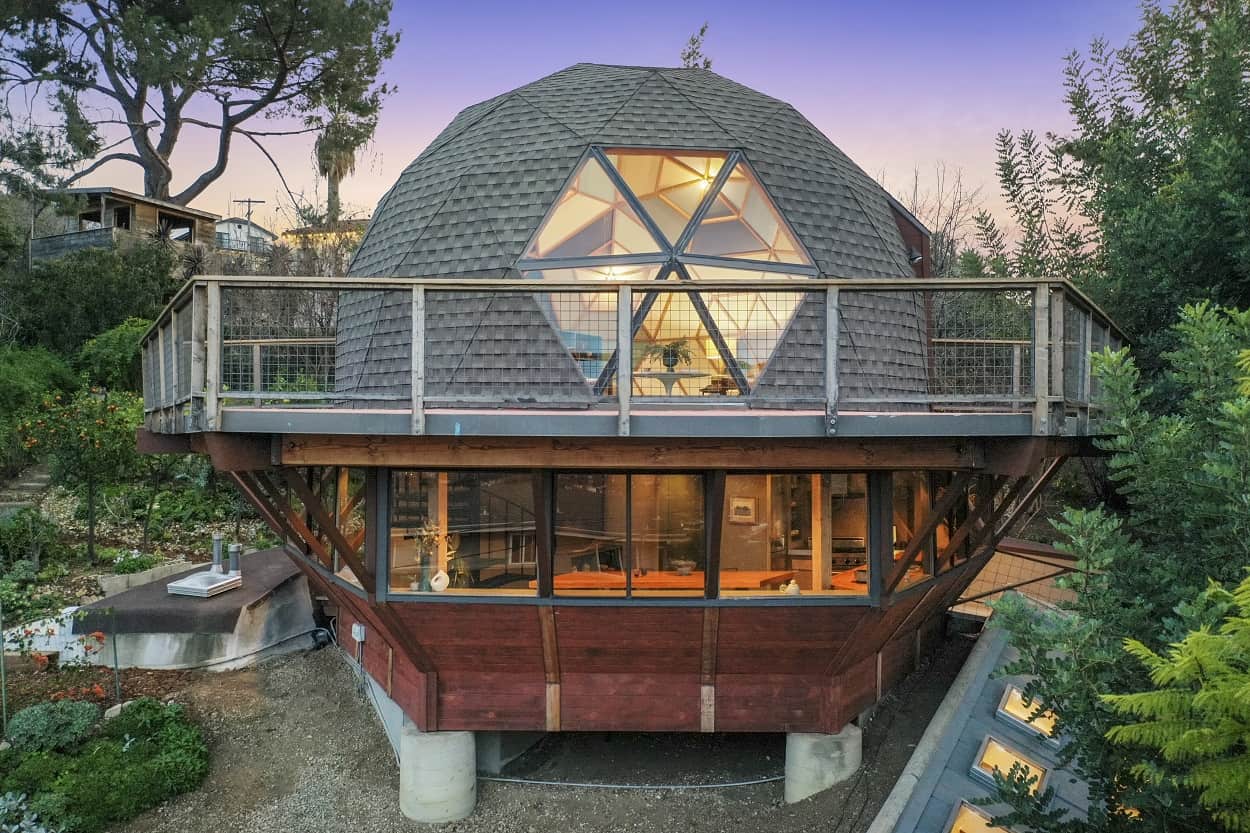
xmin=106 ymin=549 xmax=159 ymax=575
xmin=5 ymin=701 xmax=99 ymax=754
xmin=2 ymin=750 xmax=70 ymax=795
xmin=0 ymin=509 xmax=66 ymax=574
xmin=0 ymin=346 xmax=79 ymax=476
xmin=0 ymin=577 xmax=67 ymax=629
xmin=76 ymin=317 xmax=152 ymax=392
xmin=0 ymin=791 xmax=58 ymax=833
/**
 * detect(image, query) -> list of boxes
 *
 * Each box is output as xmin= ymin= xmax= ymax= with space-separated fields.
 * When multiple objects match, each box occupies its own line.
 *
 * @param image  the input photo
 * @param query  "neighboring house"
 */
xmin=136 ymin=63 xmax=1124 ymax=823
xmin=215 ymin=217 xmax=277 ymax=255
xmin=871 ymin=617 xmax=1089 ymax=833
xmin=30 ymin=186 xmax=218 ymax=261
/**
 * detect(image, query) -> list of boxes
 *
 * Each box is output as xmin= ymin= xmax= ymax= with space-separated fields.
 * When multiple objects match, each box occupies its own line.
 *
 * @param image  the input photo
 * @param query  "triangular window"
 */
xmin=682 ymin=161 xmax=810 ymax=265
xmin=604 ymin=151 xmax=727 ymax=245
xmin=526 ymin=156 xmax=664 ymax=259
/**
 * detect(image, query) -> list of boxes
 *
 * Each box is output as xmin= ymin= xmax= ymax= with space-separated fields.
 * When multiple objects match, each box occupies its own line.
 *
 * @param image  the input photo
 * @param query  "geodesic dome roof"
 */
xmin=349 ymin=63 xmax=915 ymax=280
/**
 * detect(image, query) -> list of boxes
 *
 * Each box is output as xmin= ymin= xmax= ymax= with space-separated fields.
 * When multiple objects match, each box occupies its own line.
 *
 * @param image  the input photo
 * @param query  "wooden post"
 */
xmin=204 ymin=282 xmax=222 ymax=431
xmin=411 ymin=286 xmax=425 ymax=435
xmin=811 ymin=473 xmax=828 ymax=591
xmin=825 ymin=287 xmax=840 ymax=436
xmin=1031 ymin=284 xmax=1050 ymax=435
xmin=169 ymin=308 xmax=180 ymax=402
xmin=704 ymin=471 xmax=725 ymax=600
xmin=436 ymin=473 xmax=449 ymax=572
xmin=617 ymin=285 xmax=631 ymax=437
xmin=251 ymin=344 xmax=262 ymax=394
xmin=867 ymin=472 xmax=891 ymax=603
xmin=1011 ymin=344 xmax=1022 ymax=399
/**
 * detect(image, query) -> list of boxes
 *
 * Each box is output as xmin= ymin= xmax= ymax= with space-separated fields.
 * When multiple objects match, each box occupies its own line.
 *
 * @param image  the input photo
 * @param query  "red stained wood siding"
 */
xmin=323 ymin=566 xmax=979 ymax=734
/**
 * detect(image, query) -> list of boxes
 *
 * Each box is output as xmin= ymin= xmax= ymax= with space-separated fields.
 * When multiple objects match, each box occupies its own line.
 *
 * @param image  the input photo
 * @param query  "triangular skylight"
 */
xmin=603 ymin=151 xmax=726 ymax=245
xmin=682 ymin=161 xmax=810 ymax=265
xmin=527 ymin=156 xmax=664 ymax=259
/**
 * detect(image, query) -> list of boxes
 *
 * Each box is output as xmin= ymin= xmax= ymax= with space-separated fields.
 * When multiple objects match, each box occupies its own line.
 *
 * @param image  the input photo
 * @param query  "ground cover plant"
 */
xmin=0 ymin=698 xmax=209 ymax=832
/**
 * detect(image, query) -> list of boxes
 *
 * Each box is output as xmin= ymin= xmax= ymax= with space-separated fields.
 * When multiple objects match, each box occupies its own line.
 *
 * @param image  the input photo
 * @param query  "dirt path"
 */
xmin=0 ymin=463 xmax=51 ymax=520
xmin=121 ymin=637 xmax=972 ymax=833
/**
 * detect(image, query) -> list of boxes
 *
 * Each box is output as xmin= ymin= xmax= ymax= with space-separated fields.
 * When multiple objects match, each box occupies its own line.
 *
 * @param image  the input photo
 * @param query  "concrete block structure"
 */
xmin=135 ymin=64 xmax=1123 ymax=813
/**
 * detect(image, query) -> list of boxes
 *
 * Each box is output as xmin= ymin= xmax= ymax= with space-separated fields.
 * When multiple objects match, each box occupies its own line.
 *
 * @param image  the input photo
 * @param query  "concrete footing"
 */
xmin=399 ymin=721 xmax=476 ymax=823
xmin=784 ymin=724 xmax=864 ymax=804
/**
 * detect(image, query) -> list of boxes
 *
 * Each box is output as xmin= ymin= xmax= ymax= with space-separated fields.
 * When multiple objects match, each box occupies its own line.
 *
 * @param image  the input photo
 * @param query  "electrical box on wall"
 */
xmin=351 ymin=622 xmax=366 ymax=643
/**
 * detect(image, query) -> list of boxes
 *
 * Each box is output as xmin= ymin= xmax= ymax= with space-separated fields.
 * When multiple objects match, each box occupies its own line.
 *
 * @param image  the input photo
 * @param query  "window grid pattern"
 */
xmin=1062 ymin=296 xmax=1090 ymax=403
xmin=220 ymin=288 xmax=338 ymax=398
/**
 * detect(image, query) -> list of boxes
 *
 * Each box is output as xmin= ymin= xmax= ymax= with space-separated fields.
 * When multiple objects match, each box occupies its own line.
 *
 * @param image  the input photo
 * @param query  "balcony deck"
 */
xmin=140 ymin=275 xmax=1122 ymax=440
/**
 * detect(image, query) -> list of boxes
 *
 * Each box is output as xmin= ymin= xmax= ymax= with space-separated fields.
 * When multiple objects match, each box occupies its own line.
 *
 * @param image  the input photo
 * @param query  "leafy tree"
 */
xmin=3 ymin=243 xmax=174 ymax=356
xmin=19 ymin=388 xmax=141 ymax=563
xmin=989 ymin=303 xmax=1250 ymax=832
xmin=0 ymin=1 xmax=398 ymax=204
xmin=680 ymin=22 xmax=712 ymax=69
xmin=976 ymin=0 xmax=1250 ymax=378
xmin=1104 ymin=576 xmax=1250 ymax=833
xmin=76 ymin=317 xmax=153 ymax=392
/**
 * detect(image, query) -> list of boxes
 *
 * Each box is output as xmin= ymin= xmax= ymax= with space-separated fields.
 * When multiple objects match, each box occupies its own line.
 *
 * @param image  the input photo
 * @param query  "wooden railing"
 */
xmin=140 ymin=275 xmax=1123 ymax=439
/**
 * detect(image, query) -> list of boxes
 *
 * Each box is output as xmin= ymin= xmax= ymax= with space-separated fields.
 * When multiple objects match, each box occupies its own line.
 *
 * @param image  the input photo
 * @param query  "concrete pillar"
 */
xmin=399 ymin=720 xmax=476 ymax=823
xmin=784 ymin=724 xmax=863 ymax=804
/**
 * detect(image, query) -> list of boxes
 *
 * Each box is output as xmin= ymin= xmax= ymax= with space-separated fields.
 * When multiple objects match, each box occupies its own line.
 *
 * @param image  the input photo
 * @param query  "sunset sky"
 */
xmin=76 ymin=0 xmax=1145 ymax=235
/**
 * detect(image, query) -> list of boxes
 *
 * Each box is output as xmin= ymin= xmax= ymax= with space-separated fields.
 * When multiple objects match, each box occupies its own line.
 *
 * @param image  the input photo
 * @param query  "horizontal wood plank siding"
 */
xmin=715 ymin=674 xmax=826 ymax=732
xmin=561 ymin=672 xmax=701 ymax=731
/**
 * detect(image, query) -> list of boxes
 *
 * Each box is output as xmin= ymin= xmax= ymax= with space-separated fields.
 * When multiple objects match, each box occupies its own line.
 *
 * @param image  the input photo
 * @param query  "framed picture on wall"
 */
xmin=728 ymin=496 xmax=758 ymax=524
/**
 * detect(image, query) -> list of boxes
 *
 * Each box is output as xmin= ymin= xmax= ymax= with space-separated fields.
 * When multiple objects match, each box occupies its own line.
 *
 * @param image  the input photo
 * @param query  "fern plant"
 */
xmin=1104 ymin=576 xmax=1250 ymax=833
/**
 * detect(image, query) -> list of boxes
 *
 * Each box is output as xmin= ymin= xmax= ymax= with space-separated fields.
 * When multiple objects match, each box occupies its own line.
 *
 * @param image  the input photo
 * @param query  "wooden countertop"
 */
xmin=532 ymin=569 xmax=796 ymax=591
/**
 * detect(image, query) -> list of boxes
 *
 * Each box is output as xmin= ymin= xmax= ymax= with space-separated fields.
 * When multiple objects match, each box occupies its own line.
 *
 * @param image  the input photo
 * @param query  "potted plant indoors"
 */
xmin=637 ymin=338 xmax=695 ymax=370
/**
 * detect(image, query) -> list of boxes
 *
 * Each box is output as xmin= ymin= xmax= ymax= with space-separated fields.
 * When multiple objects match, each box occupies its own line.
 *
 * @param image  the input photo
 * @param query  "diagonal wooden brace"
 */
xmin=884 ymin=471 xmax=974 ymax=592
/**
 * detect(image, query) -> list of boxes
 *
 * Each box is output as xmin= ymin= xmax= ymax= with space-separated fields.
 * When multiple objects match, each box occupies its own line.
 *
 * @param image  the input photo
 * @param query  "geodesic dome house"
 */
xmin=336 ymin=64 xmax=930 ymax=407
xmin=138 ymin=63 xmax=1121 ymax=823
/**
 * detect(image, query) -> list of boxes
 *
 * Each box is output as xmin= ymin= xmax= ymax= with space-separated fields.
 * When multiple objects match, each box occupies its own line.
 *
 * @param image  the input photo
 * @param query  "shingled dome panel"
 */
xmin=339 ymin=63 xmax=927 ymax=406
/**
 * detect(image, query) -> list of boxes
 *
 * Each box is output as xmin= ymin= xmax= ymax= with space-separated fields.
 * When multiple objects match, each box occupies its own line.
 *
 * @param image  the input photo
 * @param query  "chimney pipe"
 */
xmin=212 ymin=534 xmax=223 ymax=574
xmin=228 ymin=543 xmax=241 ymax=576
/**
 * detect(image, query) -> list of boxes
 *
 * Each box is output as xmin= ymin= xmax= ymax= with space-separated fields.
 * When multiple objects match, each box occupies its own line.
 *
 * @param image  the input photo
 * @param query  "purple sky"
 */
xmin=79 ymin=0 xmax=1145 ymax=234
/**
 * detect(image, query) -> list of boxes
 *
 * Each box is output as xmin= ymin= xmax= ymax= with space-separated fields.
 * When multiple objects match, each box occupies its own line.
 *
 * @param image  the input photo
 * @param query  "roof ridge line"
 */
xmin=652 ymin=72 xmax=738 ymax=144
xmin=592 ymin=68 xmax=660 ymax=138
xmin=390 ymin=170 xmax=468 ymax=273
xmin=513 ymin=89 xmax=590 ymax=142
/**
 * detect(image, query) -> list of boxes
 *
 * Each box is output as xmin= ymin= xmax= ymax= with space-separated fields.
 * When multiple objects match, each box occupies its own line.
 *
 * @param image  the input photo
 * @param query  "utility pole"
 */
xmin=233 ymin=197 xmax=265 ymax=251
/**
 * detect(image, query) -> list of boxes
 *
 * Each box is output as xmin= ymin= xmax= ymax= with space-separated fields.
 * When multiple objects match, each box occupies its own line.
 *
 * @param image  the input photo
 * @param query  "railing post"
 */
xmin=204 ymin=282 xmax=222 ymax=431
xmin=411 ymin=286 xmax=425 ymax=435
xmin=169 ymin=307 xmax=180 ymax=403
xmin=825 ymin=287 xmax=840 ymax=436
xmin=617 ymin=284 xmax=631 ymax=437
xmin=1031 ymin=284 xmax=1051 ymax=435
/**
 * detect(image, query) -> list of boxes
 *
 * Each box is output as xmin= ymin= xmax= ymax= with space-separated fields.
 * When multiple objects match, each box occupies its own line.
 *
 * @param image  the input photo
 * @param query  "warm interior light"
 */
xmin=697 ymin=177 xmax=711 ymax=191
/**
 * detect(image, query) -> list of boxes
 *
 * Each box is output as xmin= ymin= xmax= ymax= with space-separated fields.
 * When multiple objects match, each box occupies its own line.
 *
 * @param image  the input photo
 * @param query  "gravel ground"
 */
xmin=120 ymin=636 xmax=972 ymax=833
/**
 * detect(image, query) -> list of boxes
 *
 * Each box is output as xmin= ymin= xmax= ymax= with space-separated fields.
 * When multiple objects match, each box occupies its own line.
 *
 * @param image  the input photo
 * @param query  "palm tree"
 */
xmin=314 ymin=113 xmax=361 ymax=224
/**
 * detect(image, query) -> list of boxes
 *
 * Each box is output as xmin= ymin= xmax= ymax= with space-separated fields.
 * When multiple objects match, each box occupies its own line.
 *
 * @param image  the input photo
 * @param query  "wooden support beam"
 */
xmin=284 ymin=469 xmax=375 ymax=594
xmin=280 ymin=435 xmax=986 ymax=472
xmin=538 ymin=606 xmax=560 ymax=731
xmin=933 ymin=475 xmax=1008 ymax=573
xmin=225 ymin=471 xmax=289 ymax=540
xmin=201 ymin=432 xmax=273 ymax=471
xmin=700 ymin=607 xmax=719 ymax=733
xmin=533 ymin=471 xmax=555 ymax=598
xmin=884 ymin=471 xmax=973 ymax=592
xmin=704 ymin=471 xmax=725 ymax=600
xmin=136 ymin=428 xmax=192 ymax=455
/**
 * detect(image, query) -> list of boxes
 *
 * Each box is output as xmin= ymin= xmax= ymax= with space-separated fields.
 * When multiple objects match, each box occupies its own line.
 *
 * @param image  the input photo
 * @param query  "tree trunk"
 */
xmin=87 ymin=476 xmax=98 ymax=564
xmin=326 ymin=174 xmax=342 ymax=224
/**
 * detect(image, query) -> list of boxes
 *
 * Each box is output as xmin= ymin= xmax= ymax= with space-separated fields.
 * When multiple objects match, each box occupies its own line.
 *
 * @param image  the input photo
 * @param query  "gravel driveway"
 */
xmin=121 ymin=637 xmax=970 ymax=833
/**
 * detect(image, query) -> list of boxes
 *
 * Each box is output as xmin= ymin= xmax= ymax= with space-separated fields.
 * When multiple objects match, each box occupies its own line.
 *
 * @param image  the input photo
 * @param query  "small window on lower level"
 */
xmin=998 ymin=685 xmax=1059 ymax=742
xmin=972 ymin=736 xmax=1048 ymax=794
xmin=946 ymin=801 xmax=1003 ymax=833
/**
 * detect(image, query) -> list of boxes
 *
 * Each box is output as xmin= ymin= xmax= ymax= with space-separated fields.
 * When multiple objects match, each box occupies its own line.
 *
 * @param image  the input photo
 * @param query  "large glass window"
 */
xmin=389 ymin=471 xmax=536 ymax=595
xmin=892 ymin=471 xmax=935 ymax=589
xmin=553 ymin=473 xmax=705 ymax=598
xmin=721 ymin=473 xmax=869 ymax=597
xmin=526 ymin=156 xmax=664 ymax=259
xmin=998 ymin=685 xmax=1059 ymax=743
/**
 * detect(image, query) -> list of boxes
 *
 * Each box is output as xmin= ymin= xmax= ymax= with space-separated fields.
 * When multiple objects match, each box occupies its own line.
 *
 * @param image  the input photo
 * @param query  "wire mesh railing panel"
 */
xmin=837 ymin=289 xmax=1033 ymax=410
xmin=160 ymin=323 xmax=174 ymax=408
xmin=1063 ymin=296 xmax=1090 ymax=403
xmin=220 ymin=287 xmax=339 ymax=403
xmin=424 ymin=291 xmax=613 ymax=404
xmin=175 ymin=304 xmax=192 ymax=400
xmin=142 ymin=338 xmax=157 ymax=410
xmin=626 ymin=288 xmax=809 ymax=398
xmin=1090 ymin=319 xmax=1109 ymax=403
